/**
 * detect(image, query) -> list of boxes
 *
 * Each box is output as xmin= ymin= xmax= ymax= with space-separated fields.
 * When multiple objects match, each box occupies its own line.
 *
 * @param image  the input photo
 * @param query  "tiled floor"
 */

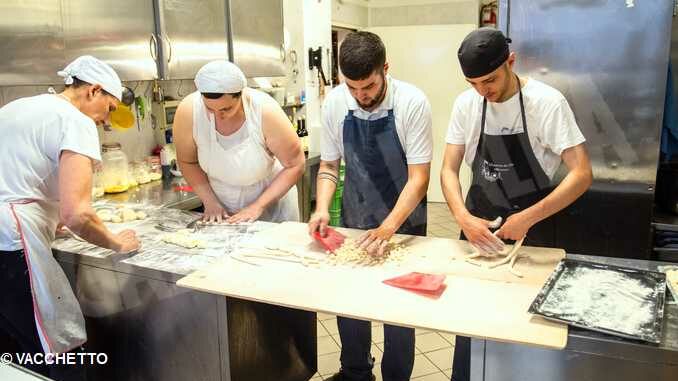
xmin=310 ymin=202 xmax=460 ymax=381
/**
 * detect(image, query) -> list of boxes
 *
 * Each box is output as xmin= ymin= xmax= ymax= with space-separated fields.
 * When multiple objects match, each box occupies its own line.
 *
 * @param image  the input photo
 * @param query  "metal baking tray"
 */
xmin=528 ymin=259 xmax=666 ymax=343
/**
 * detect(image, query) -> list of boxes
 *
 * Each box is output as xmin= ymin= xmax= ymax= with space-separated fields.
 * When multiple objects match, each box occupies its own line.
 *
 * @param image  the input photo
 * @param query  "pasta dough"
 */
xmin=96 ymin=208 xmax=148 ymax=223
xmin=159 ymin=230 xmax=207 ymax=249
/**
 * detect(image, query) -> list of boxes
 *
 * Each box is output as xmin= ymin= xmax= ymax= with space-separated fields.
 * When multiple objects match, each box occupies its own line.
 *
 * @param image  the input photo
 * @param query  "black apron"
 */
xmin=341 ymin=109 xmax=427 ymax=236
xmin=453 ymin=76 xmax=557 ymax=381
xmin=464 ymin=76 xmax=555 ymax=246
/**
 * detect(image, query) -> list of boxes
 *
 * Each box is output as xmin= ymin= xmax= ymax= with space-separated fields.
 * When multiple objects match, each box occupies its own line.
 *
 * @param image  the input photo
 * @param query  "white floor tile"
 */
xmin=371 ymin=343 xmax=383 ymax=365
xmin=317 ymin=352 xmax=341 ymax=376
xmin=375 ymin=341 xmax=421 ymax=354
xmin=318 ymin=312 xmax=336 ymax=321
xmin=323 ymin=318 xmax=340 ymax=335
xmin=416 ymin=332 xmax=452 ymax=353
xmin=413 ymin=372 xmax=449 ymax=380
xmin=318 ymin=335 xmax=341 ymax=355
xmin=331 ymin=334 xmax=342 ymax=348
xmin=374 ymin=365 xmax=382 ymax=381
xmin=318 ymin=321 xmax=329 ymax=337
xmin=424 ymin=347 xmax=453 ymax=371
xmin=411 ymin=353 xmax=439 ymax=378
xmin=439 ymin=332 xmax=456 ymax=345
xmin=416 ymin=328 xmax=433 ymax=336
xmin=371 ymin=325 xmax=384 ymax=343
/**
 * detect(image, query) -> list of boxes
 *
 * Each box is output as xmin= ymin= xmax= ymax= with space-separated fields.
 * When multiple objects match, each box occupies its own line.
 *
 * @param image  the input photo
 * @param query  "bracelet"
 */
xmin=318 ymin=173 xmax=338 ymax=184
xmin=318 ymin=171 xmax=338 ymax=181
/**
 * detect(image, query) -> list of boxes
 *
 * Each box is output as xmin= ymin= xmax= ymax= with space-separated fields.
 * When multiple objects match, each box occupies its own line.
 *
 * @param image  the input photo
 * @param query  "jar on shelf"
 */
xmin=131 ymin=160 xmax=152 ymax=184
xmin=91 ymin=165 xmax=105 ymax=198
xmin=146 ymin=155 xmax=162 ymax=181
xmin=101 ymin=143 xmax=129 ymax=193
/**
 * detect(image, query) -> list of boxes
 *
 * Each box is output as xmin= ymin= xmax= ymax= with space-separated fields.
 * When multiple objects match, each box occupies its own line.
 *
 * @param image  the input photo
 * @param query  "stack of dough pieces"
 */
xmin=96 ymin=208 xmax=147 ymax=223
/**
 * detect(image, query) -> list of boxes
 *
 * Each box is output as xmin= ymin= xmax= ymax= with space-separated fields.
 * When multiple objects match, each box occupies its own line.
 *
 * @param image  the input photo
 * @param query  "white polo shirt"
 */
xmin=446 ymin=78 xmax=585 ymax=179
xmin=321 ymin=75 xmax=433 ymax=164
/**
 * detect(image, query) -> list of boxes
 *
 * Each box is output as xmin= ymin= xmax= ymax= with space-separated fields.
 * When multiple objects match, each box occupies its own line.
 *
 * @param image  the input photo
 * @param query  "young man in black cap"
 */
xmin=440 ymin=27 xmax=592 ymax=381
xmin=309 ymin=31 xmax=432 ymax=381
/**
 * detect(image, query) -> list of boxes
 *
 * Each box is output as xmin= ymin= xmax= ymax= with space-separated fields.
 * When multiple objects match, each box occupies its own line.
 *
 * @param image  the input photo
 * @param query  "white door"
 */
xmin=367 ymin=24 xmax=476 ymax=202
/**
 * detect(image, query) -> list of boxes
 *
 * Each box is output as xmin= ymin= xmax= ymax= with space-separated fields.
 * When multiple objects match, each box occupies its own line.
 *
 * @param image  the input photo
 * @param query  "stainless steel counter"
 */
xmin=99 ymin=176 xmax=202 ymax=211
xmin=53 ymin=182 xmax=317 ymax=381
xmin=470 ymin=254 xmax=678 ymax=381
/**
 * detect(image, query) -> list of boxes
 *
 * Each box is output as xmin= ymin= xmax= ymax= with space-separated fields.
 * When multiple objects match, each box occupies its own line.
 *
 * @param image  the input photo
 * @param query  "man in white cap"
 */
xmin=0 ymin=55 xmax=140 ymax=379
xmin=174 ymin=60 xmax=304 ymax=223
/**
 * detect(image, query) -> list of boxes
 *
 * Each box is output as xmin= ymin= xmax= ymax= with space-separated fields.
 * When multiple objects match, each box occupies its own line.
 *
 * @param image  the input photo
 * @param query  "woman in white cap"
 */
xmin=174 ymin=61 xmax=304 ymax=223
xmin=0 ymin=55 xmax=140 ymax=379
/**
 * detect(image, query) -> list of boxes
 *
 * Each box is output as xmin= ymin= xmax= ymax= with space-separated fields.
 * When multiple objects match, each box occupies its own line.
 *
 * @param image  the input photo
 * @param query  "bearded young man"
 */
xmin=308 ymin=31 xmax=433 ymax=381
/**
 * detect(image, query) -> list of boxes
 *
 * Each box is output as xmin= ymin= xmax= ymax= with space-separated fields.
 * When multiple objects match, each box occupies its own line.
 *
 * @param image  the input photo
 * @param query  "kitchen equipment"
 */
xmin=151 ymin=99 xmax=181 ymax=134
xmin=266 ymin=87 xmax=286 ymax=105
xmin=528 ymin=258 xmax=666 ymax=343
xmin=312 ymin=227 xmax=345 ymax=253
xmin=655 ymin=161 xmax=678 ymax=215
xmin=109 ymin=104 xmax=135 ymax=130
xmin=101 ymin=143 xmax=130 ymax=193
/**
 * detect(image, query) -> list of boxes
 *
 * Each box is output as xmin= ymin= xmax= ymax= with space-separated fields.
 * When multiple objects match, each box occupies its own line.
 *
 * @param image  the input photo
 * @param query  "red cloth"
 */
xmin=383 ymin=272 xmax=447 ymax=298
xmin=312 ymin=227 xmax=346 ymax=252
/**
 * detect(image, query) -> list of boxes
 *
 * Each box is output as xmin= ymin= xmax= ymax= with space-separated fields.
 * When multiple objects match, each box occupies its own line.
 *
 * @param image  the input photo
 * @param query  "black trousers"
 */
xmin=0 ymin=250 xmax=86 ymax=381
xmin=452 ymin=232 xmax=472 ymax=381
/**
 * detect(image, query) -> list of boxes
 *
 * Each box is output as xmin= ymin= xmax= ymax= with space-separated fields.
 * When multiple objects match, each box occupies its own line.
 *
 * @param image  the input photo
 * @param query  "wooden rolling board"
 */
xmin=178 ymin=222 xmax=568 ymax=349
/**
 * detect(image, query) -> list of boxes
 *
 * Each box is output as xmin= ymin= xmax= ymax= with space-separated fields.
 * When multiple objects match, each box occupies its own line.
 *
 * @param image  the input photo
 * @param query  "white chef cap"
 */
xmin=194 ymin=61 xmax=247 ymax=94
xmin=57 ymin=56 xmax=123 ymax=101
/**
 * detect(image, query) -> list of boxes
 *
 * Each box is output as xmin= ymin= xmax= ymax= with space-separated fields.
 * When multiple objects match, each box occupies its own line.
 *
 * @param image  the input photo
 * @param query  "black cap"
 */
xmin=458 ymin=27 xmax=512 ymax=79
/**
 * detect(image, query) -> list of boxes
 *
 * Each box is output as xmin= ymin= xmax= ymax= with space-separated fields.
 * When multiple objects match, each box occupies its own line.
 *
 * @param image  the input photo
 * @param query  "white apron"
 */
xmin=192 ymin=90 xmax=299 ymax=222
xmin=1 ymin=199 xmax=87 ymax=354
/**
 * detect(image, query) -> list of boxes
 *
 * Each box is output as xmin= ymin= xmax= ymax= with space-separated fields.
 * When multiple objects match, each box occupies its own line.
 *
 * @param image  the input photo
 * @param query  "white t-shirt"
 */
xmin=0 ymin=94 xmax=101 ymax=250
xmin=321 ymin=75 xmax=433 ymax=164
xmin=446 ymin=78 xmax=585 ymax=179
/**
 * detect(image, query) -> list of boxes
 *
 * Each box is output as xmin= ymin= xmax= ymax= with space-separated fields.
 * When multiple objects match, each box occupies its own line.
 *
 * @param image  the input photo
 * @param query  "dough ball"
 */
xmin=96 ymin=210 xmax=113 ymax=222
xmin=121 ymin=208 xmax=137 ymax=222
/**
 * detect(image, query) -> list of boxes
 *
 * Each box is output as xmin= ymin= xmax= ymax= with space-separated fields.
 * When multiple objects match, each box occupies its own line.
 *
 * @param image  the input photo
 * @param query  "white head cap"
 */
xmin=57 ymin=56 xmax=123 ymax=101
xmin=194 ymin=61 xmax=247 ymax=94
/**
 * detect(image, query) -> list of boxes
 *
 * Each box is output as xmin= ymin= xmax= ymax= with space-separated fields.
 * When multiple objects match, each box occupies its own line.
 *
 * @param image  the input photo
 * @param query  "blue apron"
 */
xmin=341 ymin=109 xmax=427 ymax=236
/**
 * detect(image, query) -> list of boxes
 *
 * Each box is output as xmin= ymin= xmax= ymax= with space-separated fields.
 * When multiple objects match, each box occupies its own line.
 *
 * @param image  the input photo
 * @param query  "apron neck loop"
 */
xmin=481 ymin=74 xmax=527 ymax=136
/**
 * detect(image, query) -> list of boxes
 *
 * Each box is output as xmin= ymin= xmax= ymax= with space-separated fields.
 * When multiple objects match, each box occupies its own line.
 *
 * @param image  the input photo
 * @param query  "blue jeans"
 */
xmin=337 ymin=316 xmax=415 ymax=381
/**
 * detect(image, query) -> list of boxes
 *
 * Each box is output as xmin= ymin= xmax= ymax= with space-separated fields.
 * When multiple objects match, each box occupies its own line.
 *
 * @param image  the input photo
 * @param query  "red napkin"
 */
xmin=312 ymin=227 xmax=346 ymax=252
xmin=383 ymin=272 xmax=447 ymax=298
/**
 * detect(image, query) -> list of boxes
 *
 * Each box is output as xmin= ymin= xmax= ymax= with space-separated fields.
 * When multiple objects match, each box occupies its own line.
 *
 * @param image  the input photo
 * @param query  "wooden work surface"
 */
xmin=178 ymin=222 xmax=568 ymax=349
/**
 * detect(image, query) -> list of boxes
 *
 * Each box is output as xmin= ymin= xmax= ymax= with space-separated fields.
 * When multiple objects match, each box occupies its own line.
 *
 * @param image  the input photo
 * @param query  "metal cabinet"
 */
xmin=62 ymin=0 xmax=158 ymax=81
xmin=230 ymin=0 xmax=286 ymax=77
xmin=155 ymin=0 xmax=230 ymax=80
xmin=0 ymin=0 xmax=65 ymax=85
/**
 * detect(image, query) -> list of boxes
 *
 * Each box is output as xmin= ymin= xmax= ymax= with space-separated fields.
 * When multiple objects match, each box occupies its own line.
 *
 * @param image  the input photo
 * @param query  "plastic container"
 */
xmin=101 ymin=143 xmax=129 ymax=193
xmin=329 ymin=164 xmax=346 ymax=227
